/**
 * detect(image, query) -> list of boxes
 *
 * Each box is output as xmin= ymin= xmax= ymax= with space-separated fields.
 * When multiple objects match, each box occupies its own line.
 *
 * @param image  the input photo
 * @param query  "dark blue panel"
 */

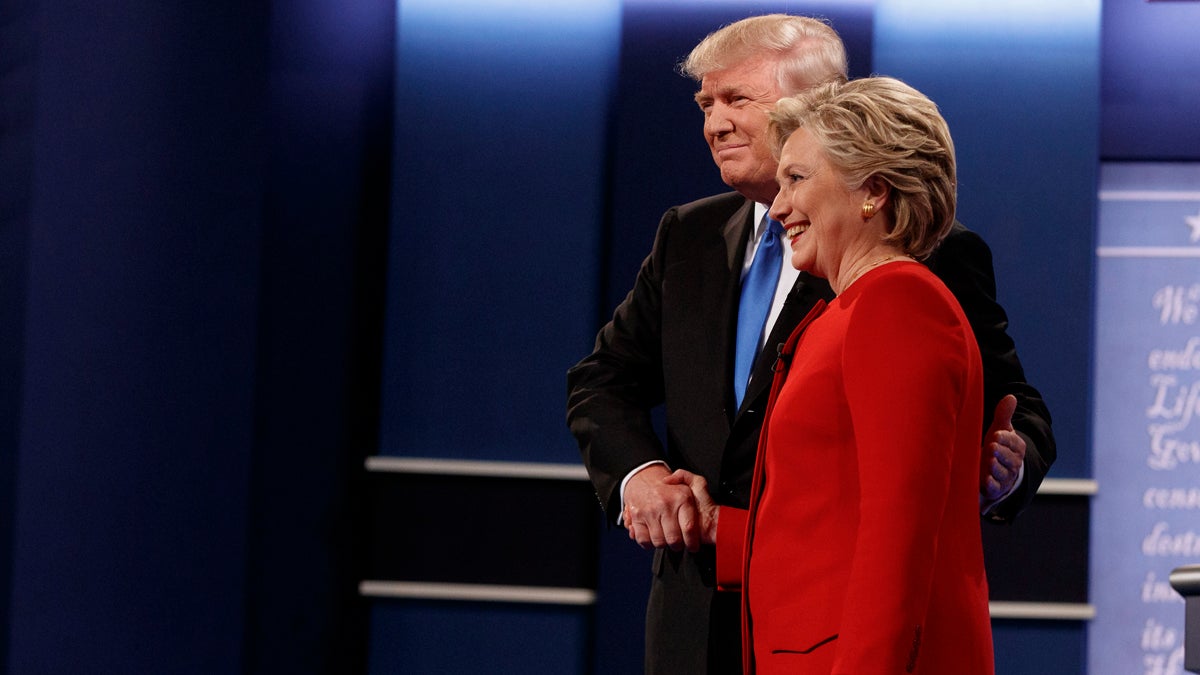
xmin=368 ymin=600 xmax=591 ymax=674
xmin=1101 ymin=0 xmax=1200 ymax=160
xmin=241 ymin=1 xmax=395 ymax=673
xmin=7 ymin=4 xmax=268 ymax=673
xmin=364 ymin=472 xmax=598 ymax=589
xmin=379 ymin=2 xmax=622 ymax=463
xmin=993 ymin=619 xmax=1087 ymax=675
xmin=0 ymin=0 xmax=38 ymax=668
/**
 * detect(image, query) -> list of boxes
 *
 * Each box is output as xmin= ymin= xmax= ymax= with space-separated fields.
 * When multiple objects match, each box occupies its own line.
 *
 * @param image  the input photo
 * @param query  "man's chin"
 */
xmin=719 ymin=168 xmax=752 ymax=192
xmin=723 ymin=175 xmax=778 ymax=204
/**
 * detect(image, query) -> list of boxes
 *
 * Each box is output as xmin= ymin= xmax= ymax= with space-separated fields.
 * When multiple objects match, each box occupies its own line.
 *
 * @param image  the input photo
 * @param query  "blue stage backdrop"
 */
xmin=377 ymin=0 xmax=622 ymax=465
xmin=5 ymin=1 xmax=1196 ymax=674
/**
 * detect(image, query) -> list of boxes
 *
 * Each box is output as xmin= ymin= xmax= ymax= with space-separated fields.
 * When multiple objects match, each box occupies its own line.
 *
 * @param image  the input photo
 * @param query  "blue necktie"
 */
xmin=734 ymin=217 xmax=784 ymax=408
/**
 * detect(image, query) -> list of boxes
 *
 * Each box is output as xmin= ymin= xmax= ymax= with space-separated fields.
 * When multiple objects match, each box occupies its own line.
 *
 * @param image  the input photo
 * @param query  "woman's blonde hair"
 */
xmin=769 ymin=77 xmax=957 ymax=259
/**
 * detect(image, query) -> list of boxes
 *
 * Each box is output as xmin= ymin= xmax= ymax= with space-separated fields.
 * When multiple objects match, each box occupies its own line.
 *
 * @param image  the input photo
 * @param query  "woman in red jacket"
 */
xmin=671 ymin=77 xmax=994 ymax=674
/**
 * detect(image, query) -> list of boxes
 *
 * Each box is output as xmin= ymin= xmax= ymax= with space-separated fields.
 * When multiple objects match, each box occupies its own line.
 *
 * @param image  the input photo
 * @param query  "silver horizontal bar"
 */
xmin=1037 ymin=478 xmax=1098 ymax=496
xmin=365 ymin=456 xmax=588 ymax=481
xmin=1097 ymin=247 xmax=1200 ymax=258
xmin=359 ymin=581 xmax=596 ymax=606
xmin=989 ymin=601 xmax=1095 ymax=621
xmin=1098 ymin=190 xmax=1200 ymax=201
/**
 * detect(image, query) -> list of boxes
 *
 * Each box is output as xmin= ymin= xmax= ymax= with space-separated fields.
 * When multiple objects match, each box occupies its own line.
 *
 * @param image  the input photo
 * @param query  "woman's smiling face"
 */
xmin=768 ymin=127 xmax=871 ymax=284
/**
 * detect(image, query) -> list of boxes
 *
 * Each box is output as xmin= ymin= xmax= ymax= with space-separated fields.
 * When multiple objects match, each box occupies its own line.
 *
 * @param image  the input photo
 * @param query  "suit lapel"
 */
xmin=722 ymin=200 xmax=753 ymax=272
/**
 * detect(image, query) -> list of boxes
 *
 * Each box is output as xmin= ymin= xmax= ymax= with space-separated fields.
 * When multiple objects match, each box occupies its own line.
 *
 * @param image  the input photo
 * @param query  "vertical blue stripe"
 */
xmin=380 ymin=1 xmax=622 ymax=462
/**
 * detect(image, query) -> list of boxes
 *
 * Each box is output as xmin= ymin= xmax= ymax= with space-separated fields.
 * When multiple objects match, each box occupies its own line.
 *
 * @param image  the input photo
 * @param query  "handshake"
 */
xmin=622 ymin=464 xmax=719 ymax=554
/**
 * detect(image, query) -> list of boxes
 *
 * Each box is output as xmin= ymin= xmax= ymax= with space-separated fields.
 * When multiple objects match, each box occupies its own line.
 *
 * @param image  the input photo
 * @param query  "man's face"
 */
xmin=695 ymin=57 xmax=784 ymax=205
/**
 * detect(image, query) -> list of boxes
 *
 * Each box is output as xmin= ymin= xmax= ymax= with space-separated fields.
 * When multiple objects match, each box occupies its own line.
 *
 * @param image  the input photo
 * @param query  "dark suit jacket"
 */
xmin=566 ymin=191 xmax=1055 ymax=674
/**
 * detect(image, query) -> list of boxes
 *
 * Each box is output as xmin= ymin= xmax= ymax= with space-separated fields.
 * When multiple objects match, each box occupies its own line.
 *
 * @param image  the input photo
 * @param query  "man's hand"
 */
xmin=622 ymin=464 xmax=701 ymax=552
xmin=981 ymin=394 xmax=1026 ymax=503
xmin=662 ymin=470 xmax=719 ymax=549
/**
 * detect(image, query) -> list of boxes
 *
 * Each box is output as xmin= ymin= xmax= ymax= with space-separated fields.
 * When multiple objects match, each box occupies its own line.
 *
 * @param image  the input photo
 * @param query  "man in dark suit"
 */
xmin=566 ymin=14 xmax=1055 ymax=675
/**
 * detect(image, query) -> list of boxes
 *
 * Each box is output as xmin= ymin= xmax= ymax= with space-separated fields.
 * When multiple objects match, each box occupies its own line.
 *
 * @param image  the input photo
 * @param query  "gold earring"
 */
xmin=861 ymin=201 xmax=875 ymax=220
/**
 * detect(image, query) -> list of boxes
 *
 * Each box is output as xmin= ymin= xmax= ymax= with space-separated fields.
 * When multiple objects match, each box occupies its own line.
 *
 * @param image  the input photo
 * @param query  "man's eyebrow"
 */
xmin=694 ymin=83 xmax=737 ymax=104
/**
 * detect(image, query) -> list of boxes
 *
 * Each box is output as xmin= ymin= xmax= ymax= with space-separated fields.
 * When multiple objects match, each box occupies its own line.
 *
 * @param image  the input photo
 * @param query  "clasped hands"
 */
xmin=623 ymin=395 xmax=1025 ymax=553
xmin=622 ymin=463 xmax=719 ymax=553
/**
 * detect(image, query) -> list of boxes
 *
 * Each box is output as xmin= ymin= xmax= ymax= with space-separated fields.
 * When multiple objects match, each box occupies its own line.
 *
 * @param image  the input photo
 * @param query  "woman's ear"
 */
xmin=858 ymin=176 xmax=894 ymax=230
xmin=862 ymin=175 xmax=890 ymax=211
